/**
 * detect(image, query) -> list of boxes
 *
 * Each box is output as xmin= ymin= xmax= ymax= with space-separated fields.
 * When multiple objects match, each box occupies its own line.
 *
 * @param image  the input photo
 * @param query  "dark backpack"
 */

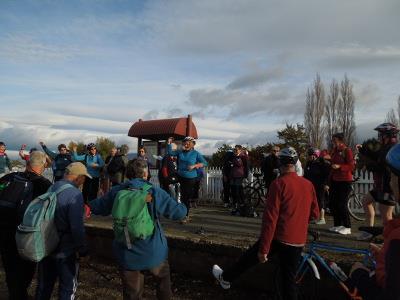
xmin=107 ymin=155 xmax=125 ymax=175
xmin=0 ymin=173 xmax=34 ymax=225
xmin=161 ymin=156 xmax=178 ymax=184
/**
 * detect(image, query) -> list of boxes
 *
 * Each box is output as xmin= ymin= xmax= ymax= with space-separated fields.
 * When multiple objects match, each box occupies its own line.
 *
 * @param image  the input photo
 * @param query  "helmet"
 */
xmin=386 ymin=144 xmax=400 ymax=176
xmin=278 ymin=147 xmax=299 ymax=165
xmin=183 ymin=136 xmax=196 ymax=144
xmin=307 ymin=148 xmax=320 ymax=157
xmin=86 ymin=143 xmax=96 ymax=150
xmin=374 ymin=123 xmax=399 ymax=136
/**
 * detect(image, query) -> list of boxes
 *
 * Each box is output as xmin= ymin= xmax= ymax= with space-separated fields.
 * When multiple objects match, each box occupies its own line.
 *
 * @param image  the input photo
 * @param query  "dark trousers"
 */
xmin=330 ymin=181 xmax=352 ymax=228
xmin=120 ymin=260 xmax=172 ymax=300
xmin=222 ymin=179 xmax=231 ymax=204
xmin=223 ymin=239 xmax=303 ymax=300
xmin=0 ymin=229 xmax=36 ymax=300
xmin=230 ymin=178 xmax=244 ymax=208
xmin=350 ymin=269 xmax=381 ymax=300
xmin=82 ymin=177 xmax=99 ymax=204
xmin=35 ymin=254 xmax=79 ymax=300
xmin=179 ymin=177 xmax=196 ymax=216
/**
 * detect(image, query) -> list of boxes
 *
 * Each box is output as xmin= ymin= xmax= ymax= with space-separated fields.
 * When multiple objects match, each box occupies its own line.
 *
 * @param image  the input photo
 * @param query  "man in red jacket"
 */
xmin=212 ymin=147 xmax=319 ymax=300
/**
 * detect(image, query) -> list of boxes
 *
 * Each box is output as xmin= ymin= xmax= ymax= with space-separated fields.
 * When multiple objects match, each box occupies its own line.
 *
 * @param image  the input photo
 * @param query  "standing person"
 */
xmin=104 ymin=146 xmax=129 ymax=191
xmin=89 ymin=159 xmax=187 ymax=300
xmin=167 ymin=136 xmax=208 ymax=223
xmin=261 ymin=145 xmax=281 ymax=194
xmin=40 ymin=141 xmax=72 ymax=181
xmin=228 ymin=145 xmax=249 ymax=215
xmin=71 ymin=143 xmax=104 ymax=203
xmin=19 ymin=144 xmax=38 ymax=162
xmin=212 ymin=147 xmax=319 ymax=300
xmin=0 ymin=141 xmax=12 ymax=177
xmin=304 ymin=148 xmax=331 ymax=224
xmin=35 ymin=162 xmax=90 ymax=300
xmin=137 ymin=146 xmax=152 ymax=181
xmin=357 ymin=123 xmax=398 ymax=239
xmin=221 ymin=150 xmax=234 ymax=207
xmin=328 ymin=133 xmax=355 ymax=235
xmin=0 ymin=151 xmax=52 ymax=300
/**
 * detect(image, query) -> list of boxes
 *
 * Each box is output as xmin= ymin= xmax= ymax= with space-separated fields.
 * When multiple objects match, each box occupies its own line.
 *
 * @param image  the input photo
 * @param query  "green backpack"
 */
xmin=15 ymin=183 xmax=74 ymax=262
xmin=112 ymin=183 xmax=155 ymax=249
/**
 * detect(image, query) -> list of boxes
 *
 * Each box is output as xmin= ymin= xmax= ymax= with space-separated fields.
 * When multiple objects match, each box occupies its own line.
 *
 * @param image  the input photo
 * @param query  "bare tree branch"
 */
xmin=325 ymin=79 xmax=340 ymax=149
xmin=338 ymin=74 xmax=356 ymax=147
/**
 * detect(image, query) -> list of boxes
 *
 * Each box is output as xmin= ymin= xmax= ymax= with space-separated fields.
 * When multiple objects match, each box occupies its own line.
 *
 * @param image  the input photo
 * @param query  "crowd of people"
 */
xmin=0 ymin=123 xmax=399 ymax=299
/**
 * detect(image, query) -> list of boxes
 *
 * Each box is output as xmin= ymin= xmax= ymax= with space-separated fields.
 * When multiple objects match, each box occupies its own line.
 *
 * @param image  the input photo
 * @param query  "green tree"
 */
xmin=96 ymin=137 xmax=116 ymax=160
xmin=208 ymin=144 xmax=233 ymax=167
xmin=277 ymin=123 xmax=308 ymax=157
xmin=68 ymin=141 xmax=86 ymax=154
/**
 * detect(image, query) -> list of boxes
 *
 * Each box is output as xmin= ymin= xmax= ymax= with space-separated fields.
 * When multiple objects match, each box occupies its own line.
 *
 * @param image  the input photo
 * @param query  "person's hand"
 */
xmin=21 ymin=144 xmax=27 ymax=150
xmin=349 ymin=262 xmax=370 ymax=277
xmin=257 ymin=251 xmax=268 ymax=263
xmin=188 ymin=164 xmax=197 ymax=171
xmin=332 ymin=164 xmax=340 ymax=170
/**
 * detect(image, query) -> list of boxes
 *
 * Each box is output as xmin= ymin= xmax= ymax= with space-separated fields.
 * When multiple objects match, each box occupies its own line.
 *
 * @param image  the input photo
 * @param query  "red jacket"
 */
xmin=330 ymin=144 xmax=354 ymax=182
xmin=376 ymin=218 xmax=400 ymax=288
xmin=259 ymin=172 xmax=320 ymax=255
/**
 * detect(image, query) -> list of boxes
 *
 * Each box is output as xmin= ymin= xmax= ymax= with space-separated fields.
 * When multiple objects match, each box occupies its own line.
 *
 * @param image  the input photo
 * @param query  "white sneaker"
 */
xmin=315 ymin=218 xmax=326 ymax=225
xmin=337 ymin=227 xmax=351 ymax=235
xmin=212 ymin=265 xmax=231 ymax=289
xmin=329 ymin=226 xmax=343 ymax=232
xmin=357 ymin=231 xmax=373 ymax=241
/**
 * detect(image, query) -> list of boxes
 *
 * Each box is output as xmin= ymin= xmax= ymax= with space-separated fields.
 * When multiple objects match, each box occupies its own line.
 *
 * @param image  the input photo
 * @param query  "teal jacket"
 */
xmin=0 ymin=153 xmax=11 ymax=174
xmin=89 ymin=178 xmax=187 ymax=270
xmin=71 ymin=152 xmax=104 ymax=178
xmin=167 ymin=145 xmax=208 ymax=179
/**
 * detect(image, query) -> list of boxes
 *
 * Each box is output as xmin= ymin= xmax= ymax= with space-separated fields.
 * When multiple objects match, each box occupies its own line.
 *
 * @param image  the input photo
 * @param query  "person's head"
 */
xmin=27 ymin=151 xmax=47 ymax=175
xmin=58 ymin=144 xmax=68 ymax=154
xmin=64 ymin=162 xmax=92 ymax=187
xmin=119 ymin=144 xmax=129 ymax=155
xmin=307 ymin=148 xmax=320 ymax=161
xmin=331 ymin=132 xmax=345 ymax=148
xmin=182 ymin=136 xmax=196 ymax=151
xmin=125 ymin=159 xmax=148 ymax=180
xmin=234 ymin=145 xmax=242 ymax=156
xmin=110 ymin=147 xmax=117 ymax=156
xmin=278 ymin=147 xmax=298 ymax=173
xmin=374 ymin=122 xmax=399 ymax=145
xmin=386 ymin=144 xmax=400 ymax=203
xmin=271 ymin=145 xmax=280 ymax=157
xmin=29 ymin=148 xmax=38 ymax=154
xmin=86 ymin=143 xmax=97 ymax=155
xmin=0 ymin=142 xmax=6 ymax=153
xmin=138 ymin=146 xmax=147 ymax=158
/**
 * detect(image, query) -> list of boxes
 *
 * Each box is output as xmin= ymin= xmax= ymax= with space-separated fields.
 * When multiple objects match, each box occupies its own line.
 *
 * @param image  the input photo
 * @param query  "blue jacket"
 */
xmin=89 ymin=178 xmax=187 ymax=270
xmin=72 ymin=152 xmax=104 ymax=178
xmin=51 ymin=180 xmax=88 ymax=258
xmin=0 ymin=153 xmax=11 ymax=174
xmin=167 ymin=145 xmax=208 ymax=179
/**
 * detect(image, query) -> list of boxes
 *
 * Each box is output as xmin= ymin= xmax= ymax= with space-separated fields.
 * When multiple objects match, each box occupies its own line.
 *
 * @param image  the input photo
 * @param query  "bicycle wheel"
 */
xmin=348 ymin=192 xmax=366 ymax=221
xmin=243 ymin=187 xmax=262 ymax=208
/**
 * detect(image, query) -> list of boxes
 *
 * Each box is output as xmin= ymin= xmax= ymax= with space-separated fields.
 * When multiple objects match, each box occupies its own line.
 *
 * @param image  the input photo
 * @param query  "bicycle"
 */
xmin=243 ymin=173 xmax=266 ymax=208
xmin=294 ymin=230 xmax=375 ymax=300
xmin=347 ymin=176 xmax=366 ymax=221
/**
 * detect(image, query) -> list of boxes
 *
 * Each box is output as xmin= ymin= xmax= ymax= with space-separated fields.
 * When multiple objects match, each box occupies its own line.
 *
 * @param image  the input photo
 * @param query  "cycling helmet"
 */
xmin=183 ymin=136 xmax=196 ymax=145
xmin=278 ymin=147 xmax=299 ymax=165
xmin=307 ymin=148 xmax=320 ymax=157
xmin=386 ymin=144 xmax=400 ymax=176
xmin=86 ymin=143 xmax=96 ymax=150
xmin=374 ymin=122 xmax=399 ymax=136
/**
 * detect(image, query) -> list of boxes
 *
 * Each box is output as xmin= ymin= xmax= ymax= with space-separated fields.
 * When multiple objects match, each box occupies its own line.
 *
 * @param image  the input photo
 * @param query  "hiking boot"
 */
xmin=315 ymin=218 xmax=326 ymax=225
xmin=337 ymin=227 xmax=351 ymax=235
xmin=212 ymin=265 xmax=231 ymax=289
xmin=357 ymin=231 xmax=373 ymax=241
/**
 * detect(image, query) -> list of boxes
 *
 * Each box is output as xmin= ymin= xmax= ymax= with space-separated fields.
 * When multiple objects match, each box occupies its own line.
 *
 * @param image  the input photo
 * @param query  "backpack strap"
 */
xmin=48 ymin=183 xmax=74 ymax=195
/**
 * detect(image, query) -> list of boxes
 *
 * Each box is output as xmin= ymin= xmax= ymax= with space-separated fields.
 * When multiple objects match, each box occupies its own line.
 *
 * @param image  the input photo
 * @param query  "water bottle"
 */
xmin=329 ymin=262 xmax=348 ymax=281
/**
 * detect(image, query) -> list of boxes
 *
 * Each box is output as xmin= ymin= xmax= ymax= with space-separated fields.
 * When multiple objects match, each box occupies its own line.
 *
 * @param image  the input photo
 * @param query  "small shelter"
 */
xmin=128 ymin=115 xmax=198 ymax=166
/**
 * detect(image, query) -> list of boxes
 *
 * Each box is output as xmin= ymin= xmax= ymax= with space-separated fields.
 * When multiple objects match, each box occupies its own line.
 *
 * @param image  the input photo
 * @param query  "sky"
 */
xmin=1 ymin=0 xmax=400 ymax=157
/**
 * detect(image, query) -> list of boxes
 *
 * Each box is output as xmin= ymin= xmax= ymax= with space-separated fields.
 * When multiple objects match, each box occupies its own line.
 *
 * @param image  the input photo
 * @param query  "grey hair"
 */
xmin=126 ymin=159 xmax=148 ymax=179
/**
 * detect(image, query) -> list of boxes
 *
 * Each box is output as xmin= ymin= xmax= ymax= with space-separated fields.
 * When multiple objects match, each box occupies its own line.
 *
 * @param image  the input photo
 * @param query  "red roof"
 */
xmin=128 ymin=116 xmax=198 ymax=140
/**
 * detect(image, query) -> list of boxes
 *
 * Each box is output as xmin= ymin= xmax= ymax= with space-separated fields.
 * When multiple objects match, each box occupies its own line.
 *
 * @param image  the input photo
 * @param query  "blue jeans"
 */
xmin=35 ymin=254 xmax=79 ymax=300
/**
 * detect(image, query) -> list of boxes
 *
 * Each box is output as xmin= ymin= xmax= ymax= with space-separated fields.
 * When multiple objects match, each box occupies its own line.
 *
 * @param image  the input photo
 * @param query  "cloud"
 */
xmin=226 ymin=67 xmax=285 ymax=90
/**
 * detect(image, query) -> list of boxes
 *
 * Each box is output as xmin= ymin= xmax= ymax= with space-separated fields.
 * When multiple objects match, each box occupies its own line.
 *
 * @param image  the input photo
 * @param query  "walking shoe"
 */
xmin=337 ymin=227 xmax=351 ymax=235
xmin=315 ymin=218 xmax=326 ymax=225
xmin=357 ymin=231 xmax=373 ymax=241
xmin=329 ymin=226 xmax=344 ymax=232
xmin=212 ymin=265 xmax=231 ymax=289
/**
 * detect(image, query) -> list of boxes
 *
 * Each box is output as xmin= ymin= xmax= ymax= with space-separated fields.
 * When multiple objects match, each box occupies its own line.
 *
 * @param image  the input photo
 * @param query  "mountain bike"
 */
xmin=347 ymin=177 xmax=366 ymax=221
xmin=243 ymin=173 xmax=266 ymax=208
xmin=294 ymin=230 xmax=376 ymax=300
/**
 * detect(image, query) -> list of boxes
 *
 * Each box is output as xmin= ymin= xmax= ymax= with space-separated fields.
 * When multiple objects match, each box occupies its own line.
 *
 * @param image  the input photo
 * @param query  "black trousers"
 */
xmin=330 ymin=181 xmax=352 ymax=228
xmin=0 ymin=228 xmax=36 ymax=300
xmin=230 ymin=178 xmax=244 ymax=207
xmin=82 ymin=177 xmax=99 ymax=204
xmin=222 ymin=179 xmax=231 ymax=204
xmin=223 ymin=239 xmax=303 ymax=300
xmin=179 ymin=177 xmax=196 ymax=216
